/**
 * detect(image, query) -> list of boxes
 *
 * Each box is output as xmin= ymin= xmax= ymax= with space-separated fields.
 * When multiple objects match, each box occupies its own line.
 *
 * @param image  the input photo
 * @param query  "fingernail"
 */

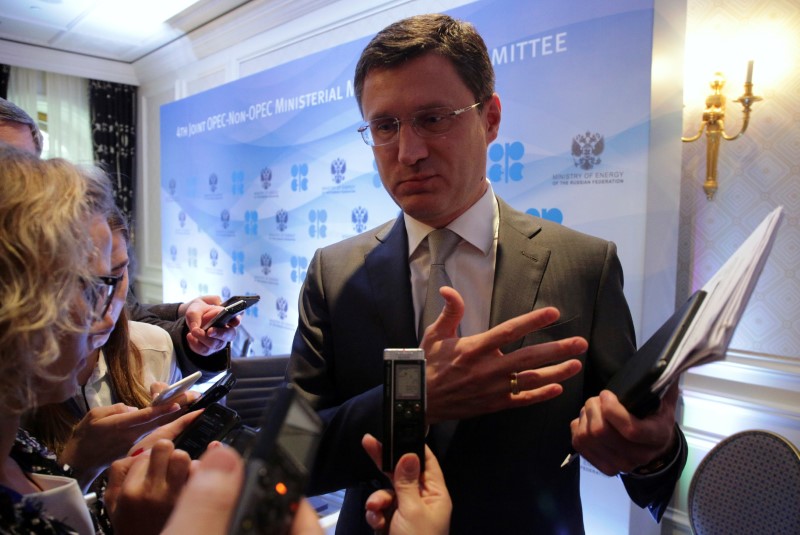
xmin=398 ymin=456 xmax=418 ymax=479
xmin=131 ymin=448 xmax=144 ymax=457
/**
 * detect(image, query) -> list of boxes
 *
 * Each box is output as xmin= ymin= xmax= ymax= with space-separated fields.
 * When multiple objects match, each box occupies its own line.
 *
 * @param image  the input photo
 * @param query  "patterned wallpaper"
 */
xmin=677 ymin=0 xmax=800 ymax=358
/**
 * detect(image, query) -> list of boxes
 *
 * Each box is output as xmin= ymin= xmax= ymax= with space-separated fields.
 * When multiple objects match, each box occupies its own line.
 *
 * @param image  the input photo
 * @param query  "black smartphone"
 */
xmin=201 ymin=295 xmax=261 ymax=330
xmin=383 ymin=348 xmax=426 ymax=472
xmin=173 ymin=402 xmax=241 ymax=459
xmin=185 ymin=370 xmax=236 ymax=412
xmin=228 ymin=384 xmax=322 ymax=535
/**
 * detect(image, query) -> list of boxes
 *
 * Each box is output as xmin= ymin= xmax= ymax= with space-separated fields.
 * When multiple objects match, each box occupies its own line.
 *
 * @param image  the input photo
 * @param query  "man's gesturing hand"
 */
xmin=420 ymin=286 xmax=585 ymax=423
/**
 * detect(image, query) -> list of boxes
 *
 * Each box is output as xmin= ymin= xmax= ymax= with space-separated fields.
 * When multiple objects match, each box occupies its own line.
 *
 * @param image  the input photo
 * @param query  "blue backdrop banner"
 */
xmin=160 ymin=0 xmax=655 ymax=357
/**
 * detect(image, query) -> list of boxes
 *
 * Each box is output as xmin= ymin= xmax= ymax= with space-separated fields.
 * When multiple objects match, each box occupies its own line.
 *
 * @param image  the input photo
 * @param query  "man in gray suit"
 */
xmin=287 ymin=14 xmax=686 ymax=534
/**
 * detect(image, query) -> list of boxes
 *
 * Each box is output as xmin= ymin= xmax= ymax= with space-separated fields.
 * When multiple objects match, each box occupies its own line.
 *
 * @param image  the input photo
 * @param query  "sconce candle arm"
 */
xmin=725 ymin=87 xmax=763 ymax=140
xmin=721 ymin=120 xmax=747 ymax=141
xmin=681 ymin=125 xmax=706 ymax=143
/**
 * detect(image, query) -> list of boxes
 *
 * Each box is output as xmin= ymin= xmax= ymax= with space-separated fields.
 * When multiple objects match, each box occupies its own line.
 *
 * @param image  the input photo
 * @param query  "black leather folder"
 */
xmin=606 ymin=290 xmax=707 ymax=418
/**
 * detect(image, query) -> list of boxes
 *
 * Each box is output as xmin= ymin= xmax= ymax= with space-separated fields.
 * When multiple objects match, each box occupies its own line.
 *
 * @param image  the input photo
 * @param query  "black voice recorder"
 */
xmin=382 ymin=348 xmax=426 ymax=472
xmin=228 ymin=384 xmax=322 ymax=535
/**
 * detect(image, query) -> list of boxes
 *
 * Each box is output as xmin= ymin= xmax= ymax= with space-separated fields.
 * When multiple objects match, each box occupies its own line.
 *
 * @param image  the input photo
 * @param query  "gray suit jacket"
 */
xmin=287 ymin=198 xmax=685 ymax=534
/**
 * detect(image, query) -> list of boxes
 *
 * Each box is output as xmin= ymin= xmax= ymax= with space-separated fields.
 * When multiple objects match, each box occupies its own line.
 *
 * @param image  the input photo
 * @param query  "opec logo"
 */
xmin=309 ymin=209 xmax=327 ymax=239
xmin=178 ymin=211 xmax=186 ymax=228
xmin=331 ymin=157 xmax=346 ymax=184
xmin=208 ymin=172 xmax=218 ymax=193
xmin=231 ymin=250 xmax=245 ymax=275
xmin=291 ymin=256 xmax=307 ymax=283
xmin=372 ymin=159 xmax=382 ymax=188
xmin=180 ymin=279 xmax=187 ymax=294
xmin=291 ymin=163 xmax=309 ymax=191
xmin=209 ymin=248 xmax=218 ymax=267
xmin=168 ymin=179 xmax=177 ymax=196
xmin=352 ymin=206 xmax=369 ymax=233
xmin=526 ymin=208 xmax=564 ymax=224
xmin=220 ymin=209 xmax=230 ymax=229
xmin=244 ymin=210 xmax=258 ymax=235
xmin=169 ymin=245 xmax=177 ymax=262
xmin=231 ymin=170 xmax=245 ymax=195
xmin=244 ymin=299 xmax=259 ymax=318
xmin=488 ymin=141 xmax=524 ymax=183
xmin=221 ymin=287 xmax=231 ymax=301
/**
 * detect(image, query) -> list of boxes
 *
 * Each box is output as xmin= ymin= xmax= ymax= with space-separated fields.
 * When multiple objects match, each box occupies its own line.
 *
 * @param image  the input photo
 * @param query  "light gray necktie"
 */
xmin=419 ymin=228 xmax=461 ymax=340
xmin=420 ymin=228 xmax=461 ymax=456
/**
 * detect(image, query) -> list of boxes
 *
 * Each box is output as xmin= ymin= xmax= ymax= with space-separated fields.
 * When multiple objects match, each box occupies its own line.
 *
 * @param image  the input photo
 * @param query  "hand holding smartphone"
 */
xmin=151 ymin=371 xmax=202 ymax=406
xmin=173 ymin=402 xmax=241 ymax=459
xmin=200 ymin=295 xmax=260 ymax=330
xmin=185 ymin=370 xmax=236 ymax=412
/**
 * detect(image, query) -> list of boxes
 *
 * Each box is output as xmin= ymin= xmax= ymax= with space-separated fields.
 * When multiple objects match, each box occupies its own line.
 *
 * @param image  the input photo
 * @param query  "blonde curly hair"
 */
xmin=0 ymin=144 xmax=114 ymax=414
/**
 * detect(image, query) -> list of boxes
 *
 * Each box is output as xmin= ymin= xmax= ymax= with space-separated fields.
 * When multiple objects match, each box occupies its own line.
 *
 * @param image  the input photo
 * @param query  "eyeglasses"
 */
xmin=85 ymin=275 xmax=121 ymax=322
xmin=357 ymin=102 xmax=482 ymax=147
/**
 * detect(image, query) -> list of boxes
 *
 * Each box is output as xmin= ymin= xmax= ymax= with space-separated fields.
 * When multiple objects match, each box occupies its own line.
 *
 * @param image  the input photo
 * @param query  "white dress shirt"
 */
xmin=405 ymin=181 xmax=499 ymax=338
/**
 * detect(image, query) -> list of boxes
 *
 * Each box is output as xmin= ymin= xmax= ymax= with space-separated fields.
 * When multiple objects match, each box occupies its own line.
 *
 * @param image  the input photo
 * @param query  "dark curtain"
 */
xmin=0 ymin=64 xmax=9 ymax=99
xmin=89 ymin=80 xmax=137 ymax=223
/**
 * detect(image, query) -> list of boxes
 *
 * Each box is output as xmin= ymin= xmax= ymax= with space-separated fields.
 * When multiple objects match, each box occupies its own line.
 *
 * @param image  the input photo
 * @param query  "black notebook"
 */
xmin=606 ymin=290 xmax=707 ymax=418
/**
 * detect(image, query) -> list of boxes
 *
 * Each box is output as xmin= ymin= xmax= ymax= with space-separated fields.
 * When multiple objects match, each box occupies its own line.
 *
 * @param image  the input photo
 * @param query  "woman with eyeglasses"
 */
xmin=24 ymin=204 xmax=187 ymax=503
xmin=0 ymin=143 xmax=119 ymax=533
xmin=0 ymin=145 xmax=206 ymax=534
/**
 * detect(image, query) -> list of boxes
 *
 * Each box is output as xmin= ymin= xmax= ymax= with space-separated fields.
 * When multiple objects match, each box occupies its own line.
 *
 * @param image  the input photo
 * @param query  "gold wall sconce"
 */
xmin=682 ymin=61 xmax=762 ymax=200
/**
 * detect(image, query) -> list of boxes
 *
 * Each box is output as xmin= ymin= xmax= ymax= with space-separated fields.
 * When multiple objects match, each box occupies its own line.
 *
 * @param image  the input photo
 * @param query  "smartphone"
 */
xmin=150 ymin=371 xmax=202 ymax=406
xmin=173 ymin=402 xmax=241 ymax=459
xmin=185 ymin=370 xmax=236 ymax=412
xmin=201 ymin=295 xmax=261 ymax=330
xmin=228 ymin=384 xmax=322 ymax=535
xmin=383 ymin=348 xmax=426 ymax=472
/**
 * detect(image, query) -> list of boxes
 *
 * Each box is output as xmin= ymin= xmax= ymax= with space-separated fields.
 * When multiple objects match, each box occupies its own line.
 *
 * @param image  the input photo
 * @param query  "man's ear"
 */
xmin=484 ymin=93 xmax=502 ymax=143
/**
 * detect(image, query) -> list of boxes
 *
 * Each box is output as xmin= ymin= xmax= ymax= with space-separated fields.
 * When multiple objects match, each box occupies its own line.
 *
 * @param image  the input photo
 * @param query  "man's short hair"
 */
xmin=0 ymin=97 xmax=44 ymax=156
xmin=354 ymin=13 xmax=495 ymax=114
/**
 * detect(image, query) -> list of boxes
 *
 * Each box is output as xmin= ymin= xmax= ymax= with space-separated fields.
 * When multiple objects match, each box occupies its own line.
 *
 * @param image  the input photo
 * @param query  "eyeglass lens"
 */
xmin=359 ymin=102 xmax=480 ymax=146
xmin=92 ymin=276 xmax=119 ymax=320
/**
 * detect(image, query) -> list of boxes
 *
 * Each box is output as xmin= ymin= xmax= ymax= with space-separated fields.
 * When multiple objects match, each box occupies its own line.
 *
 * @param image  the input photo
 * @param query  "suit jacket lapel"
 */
xmin=490 ymin=198 xmax=551 ymax=353
xmin=364 ymin=217 xmax=419 ymax=348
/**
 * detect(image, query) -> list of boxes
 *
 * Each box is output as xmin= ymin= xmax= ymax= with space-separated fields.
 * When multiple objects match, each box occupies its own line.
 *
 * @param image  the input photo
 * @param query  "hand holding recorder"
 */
xmin=362 ymin=434 xmax=451 ymax=535
xmin=161 ymin=447 xmax=323 ymax=535
xmin=383 ymin=348 xmax=426 ymax=472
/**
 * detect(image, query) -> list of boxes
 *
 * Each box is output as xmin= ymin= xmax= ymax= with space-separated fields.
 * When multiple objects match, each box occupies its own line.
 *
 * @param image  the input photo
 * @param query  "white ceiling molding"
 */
xmin=0 ymin=39 xmax=139 ymax=85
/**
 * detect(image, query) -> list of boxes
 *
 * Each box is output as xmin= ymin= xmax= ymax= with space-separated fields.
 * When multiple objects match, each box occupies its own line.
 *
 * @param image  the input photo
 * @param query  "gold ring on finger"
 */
xmin=510 ymin=372 xmax=520 ymax=396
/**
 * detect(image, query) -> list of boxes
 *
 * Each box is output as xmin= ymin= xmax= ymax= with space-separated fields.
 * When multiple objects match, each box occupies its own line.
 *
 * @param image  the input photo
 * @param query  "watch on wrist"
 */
xmin=632 ymin=435 xmax=678 ymax=475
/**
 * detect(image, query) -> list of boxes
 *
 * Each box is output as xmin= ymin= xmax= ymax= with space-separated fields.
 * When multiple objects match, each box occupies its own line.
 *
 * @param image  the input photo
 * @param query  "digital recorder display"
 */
xmin=395 ymin=363 xmax=422 ymax=400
